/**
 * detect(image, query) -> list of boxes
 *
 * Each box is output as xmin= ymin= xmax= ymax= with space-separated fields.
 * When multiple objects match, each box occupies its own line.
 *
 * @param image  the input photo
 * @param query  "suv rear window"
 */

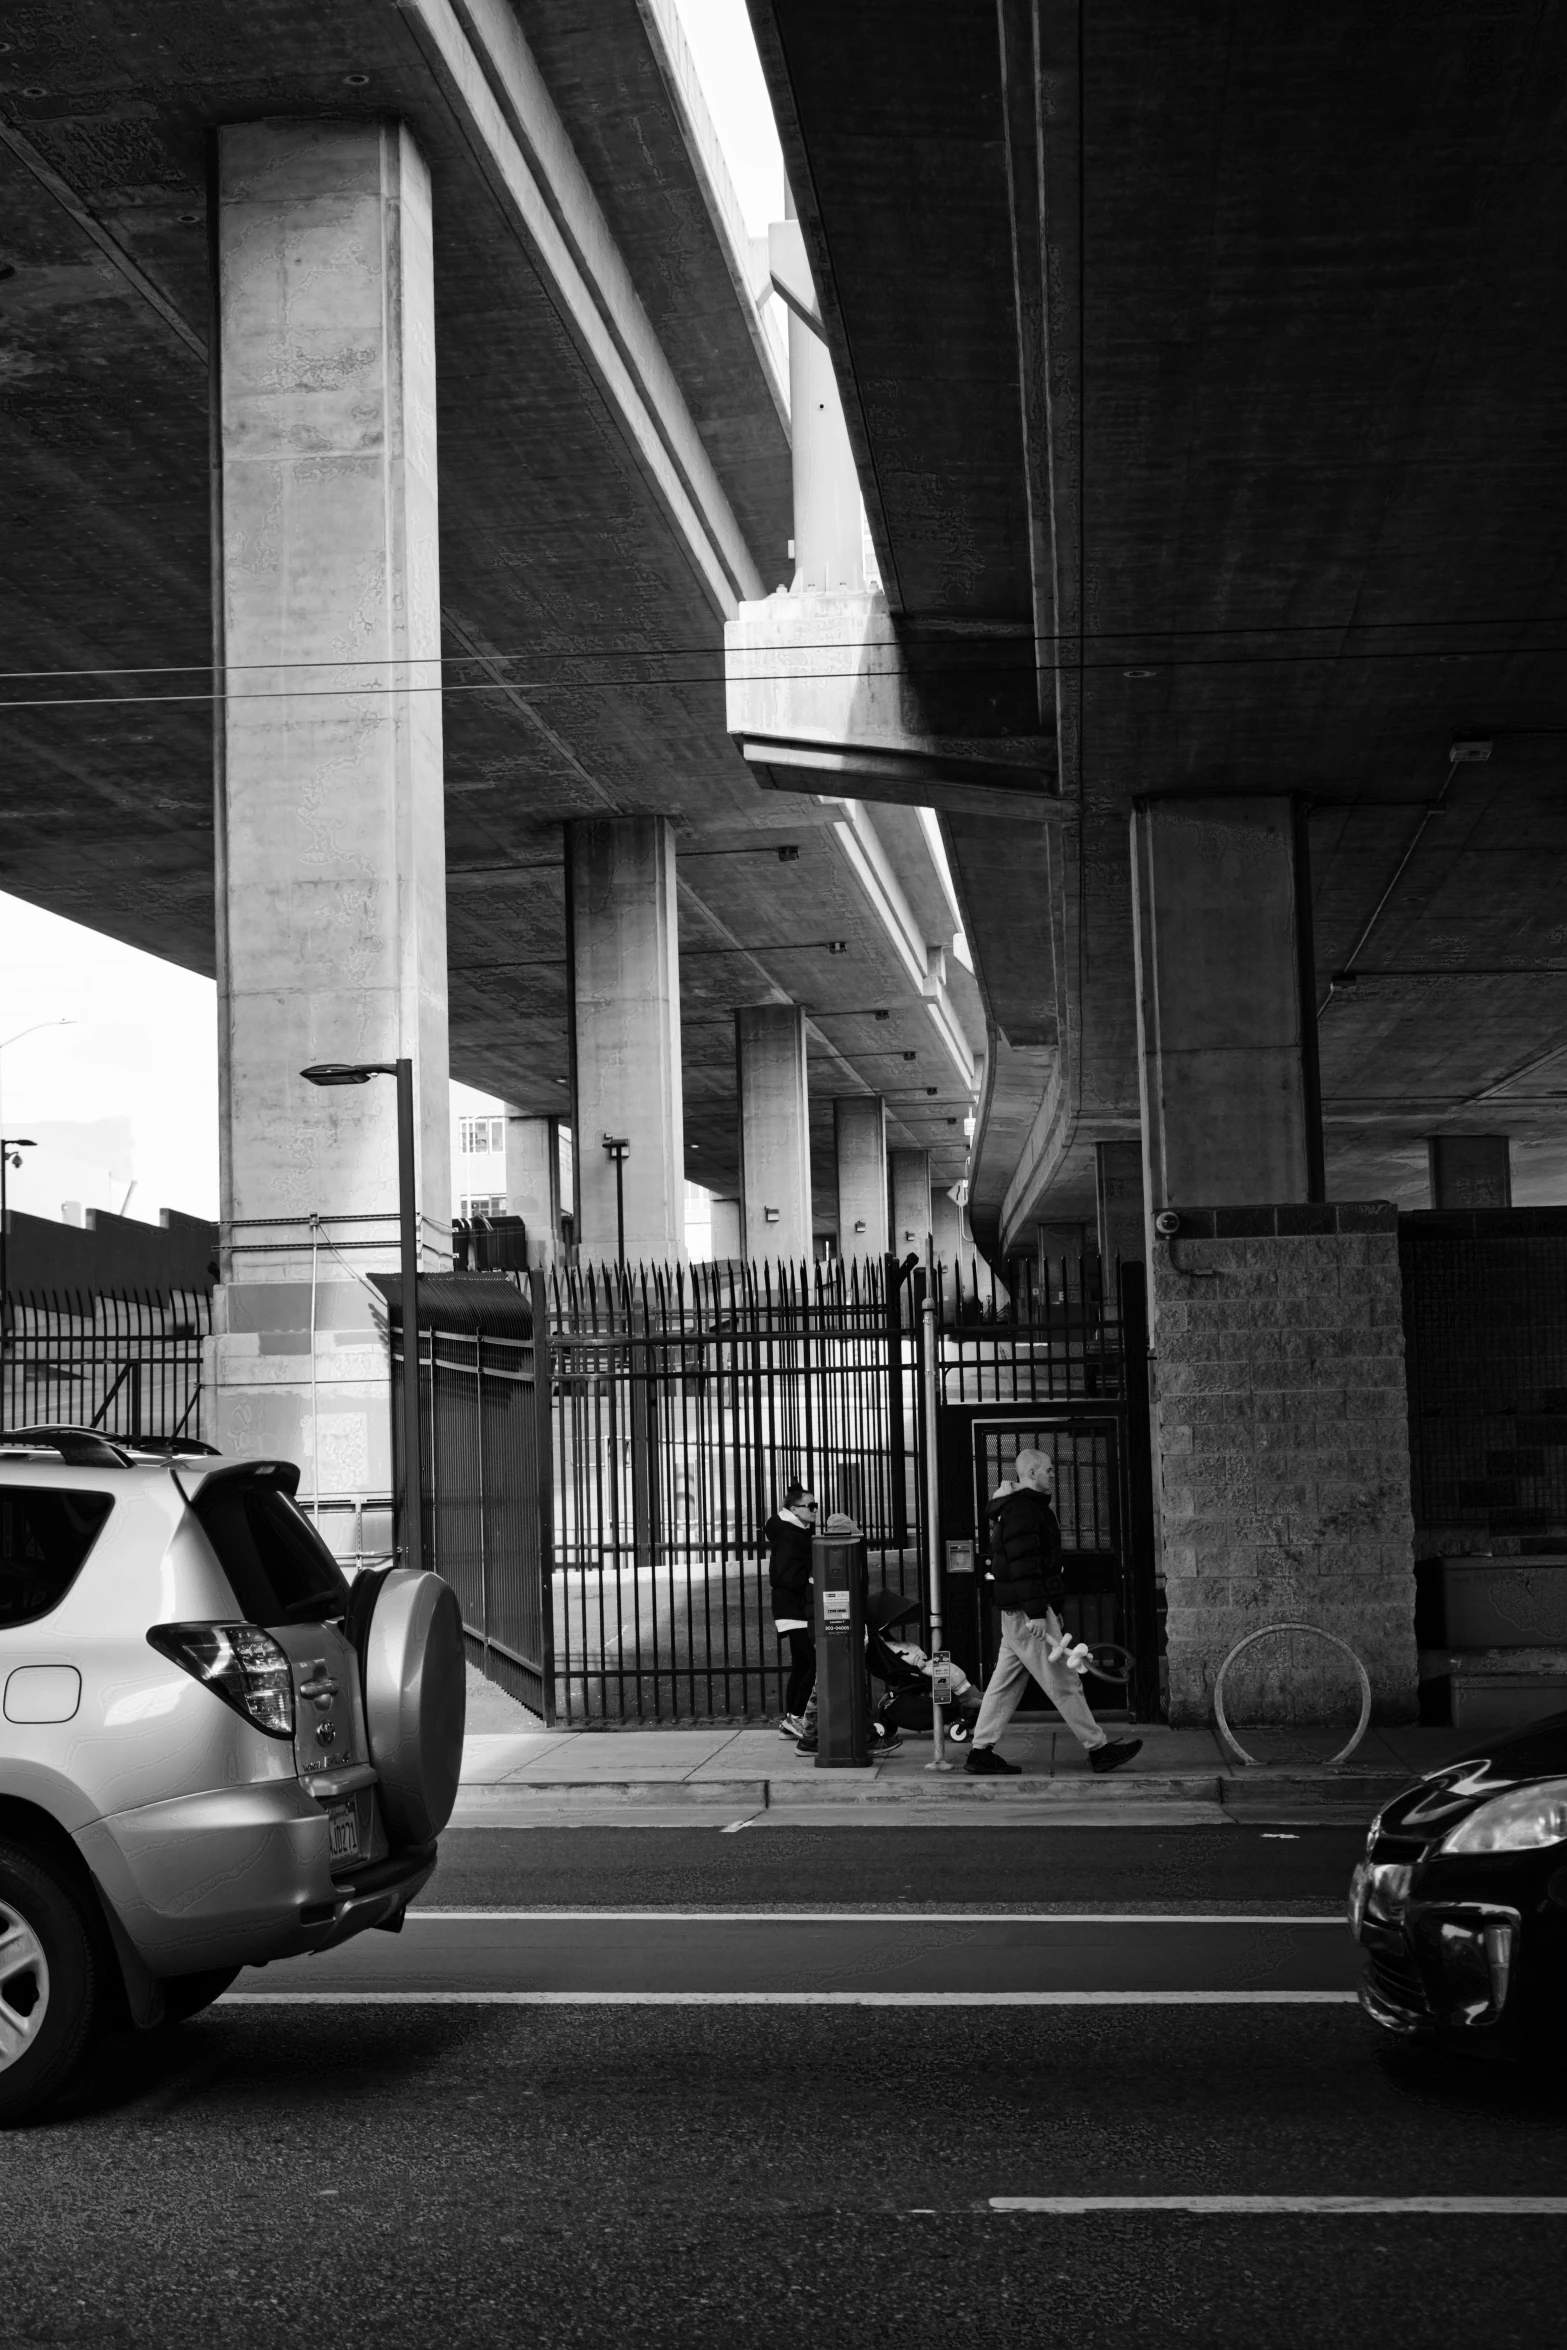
xmin=190 ymin=1477 xmax=350 ymax=1625
xmin=0 ymin=1487 xmax=114 ymax=1626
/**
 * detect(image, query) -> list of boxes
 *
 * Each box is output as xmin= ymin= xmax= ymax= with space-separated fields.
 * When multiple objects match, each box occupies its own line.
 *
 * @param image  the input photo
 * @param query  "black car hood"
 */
xmin=1379 ymin=1706 xmax=1567 ymax=1840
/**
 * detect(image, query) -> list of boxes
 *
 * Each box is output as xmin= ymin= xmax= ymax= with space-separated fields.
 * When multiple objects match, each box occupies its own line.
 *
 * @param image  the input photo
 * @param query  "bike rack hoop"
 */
xmin=1211 ymin=1621 xmax=1372 ymax=1768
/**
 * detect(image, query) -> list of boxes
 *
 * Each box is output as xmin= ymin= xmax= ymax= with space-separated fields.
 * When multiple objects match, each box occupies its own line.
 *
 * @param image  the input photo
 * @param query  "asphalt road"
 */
xmin=3 ymin=1827 xmax=1564 ymax=2348
xmin=233 ymin=1910 xmax=1358 ymax=1996
xmin=418 ymin=1821 xmax=1367 ymax=1910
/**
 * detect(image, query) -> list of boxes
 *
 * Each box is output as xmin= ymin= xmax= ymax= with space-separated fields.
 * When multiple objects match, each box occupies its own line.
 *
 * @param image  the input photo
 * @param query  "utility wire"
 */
xmin=1 ymin=611 xmax=1567 ymax=685
xmin=5 ymin=642 xmax=1567 ymax=715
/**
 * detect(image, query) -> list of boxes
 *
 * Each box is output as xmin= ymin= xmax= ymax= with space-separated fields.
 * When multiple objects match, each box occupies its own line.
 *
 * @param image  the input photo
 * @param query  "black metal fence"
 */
xmin=393 ymin=1252 xmax=1158 ymax=1727
xmin=543 ymin=1256 xmax=920 ymax=1722
xmin=1 ymin=1289 xmax=210 ymax=1440
xmin=386 ymin=1274 xmax=553 ymax=1718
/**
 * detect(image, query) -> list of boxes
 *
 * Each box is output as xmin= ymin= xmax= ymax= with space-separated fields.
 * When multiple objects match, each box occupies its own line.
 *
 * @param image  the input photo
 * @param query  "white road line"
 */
xmin=405 ymin=1909 xmax=1348 ymax=1925
xmin=988 ymin=2196 xmax=1567 ymax=2216
xmin=221 ymin=1989 xmax=1359 ymax=2007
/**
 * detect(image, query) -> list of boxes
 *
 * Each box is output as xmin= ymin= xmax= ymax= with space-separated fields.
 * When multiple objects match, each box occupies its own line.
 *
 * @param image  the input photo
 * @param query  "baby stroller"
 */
xmin=864 ymin=1586 xmax=982 ymax=1743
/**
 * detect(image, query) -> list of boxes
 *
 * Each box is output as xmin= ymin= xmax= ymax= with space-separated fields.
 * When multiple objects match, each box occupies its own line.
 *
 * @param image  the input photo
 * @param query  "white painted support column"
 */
xmin=735 ymin=1003 xmax=812 ymax=1263
xmin=504 ymin=1113 xmax=560 ymax=1265
xmin=566 ymin=816 xmax=685 ymax=1263
xmin=889 ymin=1148 xmax=931 ymax=1254
xmin=834 ymin=1095 xmax=888 ymax=1260
xmin=709 ymin=1198 xmax=742 ymax=1261
xmin=210 ymin=119 xmax=449 ymax=1517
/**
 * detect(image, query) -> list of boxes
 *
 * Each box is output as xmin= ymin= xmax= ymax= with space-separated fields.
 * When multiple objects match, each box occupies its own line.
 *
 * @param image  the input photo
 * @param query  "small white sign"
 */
xmin=821 ymin=1591 xmax=852 ymax=1630
xmin=946 ymin=1540 xmax=975 ymax=1576
xmin=928 ymin=1650 xmax=956 ymax=1703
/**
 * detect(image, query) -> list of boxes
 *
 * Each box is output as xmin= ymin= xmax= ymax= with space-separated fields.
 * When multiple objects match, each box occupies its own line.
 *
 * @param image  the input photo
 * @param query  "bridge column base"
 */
xmin=1150 ymin=1204 xmax=1418 ymax=1727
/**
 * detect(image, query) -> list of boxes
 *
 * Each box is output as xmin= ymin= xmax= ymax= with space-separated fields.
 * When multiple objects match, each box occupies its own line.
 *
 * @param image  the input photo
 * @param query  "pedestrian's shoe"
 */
xmin=795 ymin=1731 xmax=818 ymax=1754
xmin=872 ymin=1727 xmax=904 ymax=1753
xmin=1088 ymin=1737 xmax=1143 ymax=1775
xmin=777 ymin=1713 xmax=807 ymax=1739
xmin=964 ymin=1744 xmax=1020 ymax=1777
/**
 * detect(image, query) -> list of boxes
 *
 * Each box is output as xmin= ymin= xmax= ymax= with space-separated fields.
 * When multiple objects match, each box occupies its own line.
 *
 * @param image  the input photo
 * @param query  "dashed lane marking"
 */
xmin=988 ymin=2196 xmax=1567 ymax=2216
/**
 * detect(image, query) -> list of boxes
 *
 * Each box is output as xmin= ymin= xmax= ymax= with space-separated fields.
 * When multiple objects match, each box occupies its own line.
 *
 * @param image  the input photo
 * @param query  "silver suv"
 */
xmin=0 ymin=1427 xmax=466 ymax=2123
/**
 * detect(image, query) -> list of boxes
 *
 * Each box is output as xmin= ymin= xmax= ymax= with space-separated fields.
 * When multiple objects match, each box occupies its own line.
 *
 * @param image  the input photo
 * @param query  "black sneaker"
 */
xmin=964 ymin=1744 xmax=1020 ymax=1777
xmin=1088 ymin=1737 xmax=1143 ymax=1775
xmin=795 ymin=1732 xmax=817 ymax=1754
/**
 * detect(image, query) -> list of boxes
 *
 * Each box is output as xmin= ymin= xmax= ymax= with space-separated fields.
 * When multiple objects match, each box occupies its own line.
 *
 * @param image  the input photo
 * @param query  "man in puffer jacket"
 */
xmin=966 ymin=1448 xmax=1141 ymax=1777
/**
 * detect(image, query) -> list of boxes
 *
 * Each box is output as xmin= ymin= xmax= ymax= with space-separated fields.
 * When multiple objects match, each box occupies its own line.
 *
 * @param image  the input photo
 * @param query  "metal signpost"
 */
xmin=919 ymin=1256 xmax=952 ymax=1770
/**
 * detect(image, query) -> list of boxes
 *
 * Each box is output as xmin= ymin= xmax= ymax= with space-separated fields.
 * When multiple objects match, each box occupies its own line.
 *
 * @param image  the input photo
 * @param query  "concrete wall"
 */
xmin=1151 ymin=1202 xmax=1418 ymax=1724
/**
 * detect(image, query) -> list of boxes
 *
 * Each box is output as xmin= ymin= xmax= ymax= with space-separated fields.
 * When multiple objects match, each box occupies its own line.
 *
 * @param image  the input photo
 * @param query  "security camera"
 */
xmin=1154 ymin=1211 xmax=1181 ymax=1237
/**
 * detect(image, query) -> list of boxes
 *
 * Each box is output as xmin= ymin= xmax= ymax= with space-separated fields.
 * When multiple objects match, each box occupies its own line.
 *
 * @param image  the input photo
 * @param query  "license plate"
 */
xmin=326 ymin=1800 xmax=361 ymax=1864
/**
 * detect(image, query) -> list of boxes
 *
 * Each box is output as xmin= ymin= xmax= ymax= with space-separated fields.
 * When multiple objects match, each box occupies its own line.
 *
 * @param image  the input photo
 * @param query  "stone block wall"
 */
xmin=1150 ymin=1202 xmax=1418 ymax=1725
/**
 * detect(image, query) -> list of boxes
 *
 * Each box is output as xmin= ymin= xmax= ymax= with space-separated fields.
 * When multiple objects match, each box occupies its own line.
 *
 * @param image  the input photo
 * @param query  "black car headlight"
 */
xmin=1439 ymin=1779 xmax=1567 ymax=1856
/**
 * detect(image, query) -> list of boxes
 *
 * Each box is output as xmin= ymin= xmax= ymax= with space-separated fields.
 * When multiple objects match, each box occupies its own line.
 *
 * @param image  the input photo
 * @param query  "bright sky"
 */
xmin=0 ymin=3 xmax=780 ymax=1232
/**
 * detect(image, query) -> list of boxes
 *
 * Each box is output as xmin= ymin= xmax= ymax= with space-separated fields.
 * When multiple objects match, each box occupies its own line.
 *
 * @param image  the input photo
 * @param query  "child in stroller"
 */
xmin=864 ymin=1586 xmax=985 ymax=1743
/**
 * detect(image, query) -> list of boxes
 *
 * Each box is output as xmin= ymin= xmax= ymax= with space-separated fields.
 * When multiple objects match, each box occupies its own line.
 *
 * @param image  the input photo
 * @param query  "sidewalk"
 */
xmin=454 ymin=1673 xmax=1473 ymax=1827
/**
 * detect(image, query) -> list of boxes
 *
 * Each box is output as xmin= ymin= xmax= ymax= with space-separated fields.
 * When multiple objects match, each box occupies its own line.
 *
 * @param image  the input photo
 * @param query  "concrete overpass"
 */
xmin=735 ymin=0 xmax=1567 ymax=1722
xmin=0 ymin=0 xmax=991 ymax=1495
xmin=740 ymin=0 xmax=1567 ymax=1256
xmin=0 ymin=0 xmax=981 ymax=1244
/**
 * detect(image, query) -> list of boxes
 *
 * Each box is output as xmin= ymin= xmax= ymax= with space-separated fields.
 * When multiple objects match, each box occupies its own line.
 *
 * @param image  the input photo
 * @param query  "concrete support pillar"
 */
xmin=566 ymin=816 xmax=685 ymax=1262
xmin=889 ymin=1148 xmax=931 ymax=1254
xmin=709 ymin=1198 xmax=742 ymax=1261
xmin=1132 ymin=802 xmax=1413 ymax=1724
xmin=209 ymin=119 xmax=449 ymax=1519
xmin=1096 ymin=1139 xmax=1146 ymax=1266
xmin=504 ymin=1114 xmax=561 ymax=1266
xmin=735 ymin=1003 xmax=812 ymax=1261
xmin=1131 ymin=796 xmax=1320 ymax=1217
xmin=834 ymin=1095 xmax=887 ymax=1259
xmin=1428 ymin=1134 xmax=1511 ymax=1210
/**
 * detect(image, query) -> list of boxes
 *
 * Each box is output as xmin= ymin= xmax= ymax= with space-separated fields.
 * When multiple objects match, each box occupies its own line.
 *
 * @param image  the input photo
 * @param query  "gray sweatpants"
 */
xmin=972 ymin=1609 xmax=1107 ymax=1753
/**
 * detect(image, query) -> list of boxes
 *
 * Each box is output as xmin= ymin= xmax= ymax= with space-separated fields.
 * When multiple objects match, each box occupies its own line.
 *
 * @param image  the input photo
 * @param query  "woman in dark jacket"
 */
xmin=766 ymin=1478 xmax=818 ymax=1735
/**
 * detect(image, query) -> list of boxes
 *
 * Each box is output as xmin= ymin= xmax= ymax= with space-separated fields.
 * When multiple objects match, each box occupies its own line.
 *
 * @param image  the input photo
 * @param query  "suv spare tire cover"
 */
xmin=360 ymin=1569 xmax=466 ymax=1846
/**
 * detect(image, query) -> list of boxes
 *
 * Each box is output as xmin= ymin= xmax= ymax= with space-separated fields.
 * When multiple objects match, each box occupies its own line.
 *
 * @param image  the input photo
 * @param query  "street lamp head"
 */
xmin=300 ymin=1062 xmax=394 ymax=1087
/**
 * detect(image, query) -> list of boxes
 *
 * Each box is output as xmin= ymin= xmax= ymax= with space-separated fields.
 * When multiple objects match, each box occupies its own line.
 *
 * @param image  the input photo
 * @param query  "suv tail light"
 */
xmin=147 ymin=1623 xmax=295 ymax=1738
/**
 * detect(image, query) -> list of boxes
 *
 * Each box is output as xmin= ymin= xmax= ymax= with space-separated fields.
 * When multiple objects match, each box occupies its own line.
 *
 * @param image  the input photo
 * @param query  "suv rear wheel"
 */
xmin=0 ymin=1840 xmax=102 ymax=2125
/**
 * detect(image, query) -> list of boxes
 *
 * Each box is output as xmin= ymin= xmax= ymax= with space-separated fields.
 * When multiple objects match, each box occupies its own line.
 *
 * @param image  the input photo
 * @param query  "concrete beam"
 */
xmin=402 ymin=0 xmax=766 ymax=615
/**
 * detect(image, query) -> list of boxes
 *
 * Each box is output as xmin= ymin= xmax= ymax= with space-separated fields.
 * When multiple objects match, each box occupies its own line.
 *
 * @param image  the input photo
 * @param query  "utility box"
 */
xmin=812 ymin=1523 xmax=868 ymax=1766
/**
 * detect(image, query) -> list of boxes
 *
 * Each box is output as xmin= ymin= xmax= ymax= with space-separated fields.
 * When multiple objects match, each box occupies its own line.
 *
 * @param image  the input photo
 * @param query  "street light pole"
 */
xmin=0 ymin=1138 xmax=37 ymax=1439
xmin=300 ymin=1058 xmax=423 ymax=1577
xmin=394 ymin=1056 xmax=423 ymax=1577
xmin=601 ymin=1135 xmax=630 ymax=1268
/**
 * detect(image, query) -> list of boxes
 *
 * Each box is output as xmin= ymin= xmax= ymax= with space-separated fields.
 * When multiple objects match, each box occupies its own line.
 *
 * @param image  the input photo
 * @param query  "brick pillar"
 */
xmin=1151 ymin=1203 xmax=1418 ymax=1724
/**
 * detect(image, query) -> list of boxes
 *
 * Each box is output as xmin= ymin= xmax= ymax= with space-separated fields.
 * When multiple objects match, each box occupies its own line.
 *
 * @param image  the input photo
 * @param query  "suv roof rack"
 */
xmin=0 ymin=1425 xmax=136 ymax=1467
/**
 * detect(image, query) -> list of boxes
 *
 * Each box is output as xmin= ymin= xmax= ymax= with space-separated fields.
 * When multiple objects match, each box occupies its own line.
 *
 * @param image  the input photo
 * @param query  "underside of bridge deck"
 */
xmin=751 ymin=0 xmax=1567 ymax=1250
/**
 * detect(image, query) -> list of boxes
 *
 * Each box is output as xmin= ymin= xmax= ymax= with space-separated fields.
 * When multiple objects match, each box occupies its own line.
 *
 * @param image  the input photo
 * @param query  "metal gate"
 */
xmin=388 ymin=1253 xmax=1159 ymax=1727
xmin=386 ymin=1273 xmax=554 ymax=1719
xmin=933 ymin=1257 xmax=1160 ymax=1721
xmin=542 ymin=1256 xmax=922 ymax=1722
